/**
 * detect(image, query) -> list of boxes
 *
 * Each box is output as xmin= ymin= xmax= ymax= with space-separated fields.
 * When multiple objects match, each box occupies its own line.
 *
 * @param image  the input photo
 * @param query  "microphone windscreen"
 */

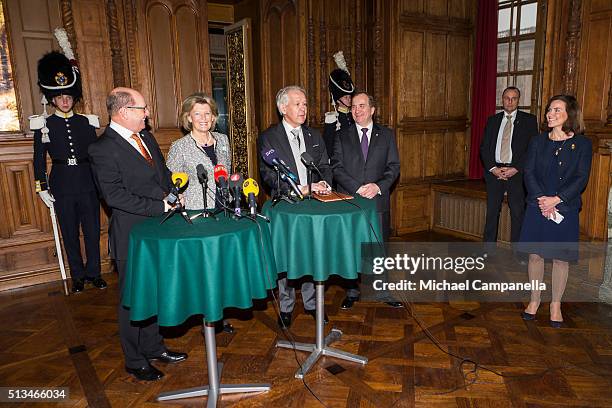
xmin=230 ymin=172 xmax=243 ymax=186
xmin=242 ymin=178 xmax=259 ymax=197
xmin=213 ymin=164 xmax=228 ymax=183
xmin=196 ymin=164 xmax=207 ymax=182
xmin=262 ymin=148 xmax=279 ymax=166
xmin=301 ymin=151 xmax=315 ymax=165
xmin=171 ymin=172 xmax=188 ymax=188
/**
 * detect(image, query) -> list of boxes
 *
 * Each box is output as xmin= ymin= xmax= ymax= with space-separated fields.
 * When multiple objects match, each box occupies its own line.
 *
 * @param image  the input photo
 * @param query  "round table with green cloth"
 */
xmin=262 ymin=197 xmax=382 ymax=281
xmin=122 ymin=214 xmax=278 ymax=326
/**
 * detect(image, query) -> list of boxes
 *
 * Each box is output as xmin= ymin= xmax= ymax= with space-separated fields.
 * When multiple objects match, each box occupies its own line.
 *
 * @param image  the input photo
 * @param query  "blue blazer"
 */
xmin=523 ymin=132 xmax=592 ymax=212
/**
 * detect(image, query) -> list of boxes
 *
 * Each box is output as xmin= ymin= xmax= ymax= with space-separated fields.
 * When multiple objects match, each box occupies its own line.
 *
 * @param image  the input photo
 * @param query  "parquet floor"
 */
xmin=1 ymin=261 xmax=612 ymax=406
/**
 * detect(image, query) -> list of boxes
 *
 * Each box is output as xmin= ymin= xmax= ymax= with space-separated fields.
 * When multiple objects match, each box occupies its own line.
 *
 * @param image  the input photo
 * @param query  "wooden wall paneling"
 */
xmin=176 ymin=4 xmax=201 ymax=104
xmin=572 ymin=0 xmax=612 ymax=240
xmin=423 ymin=131 xmax=445 ymax=178
xmin=580 ymin=145 xmax=609 ymax=239
xmin=426 ymin=0 xmax=448 ymax=18
xmin=2 ymin=161 xmax=40 ymax=237
xmin=106 ymin=0 xmax=127 ymax=87
xmin=133 ymin=0 xmax=210 ymax=144
xmin=4 ymin=0 xmax=62 ymax=133
xmin=260 ymin=0 xmax=302 ymax=129
xmin=445 ymin=130 xmax=467 ymax=177
xmin=561 ymin=0 xmax=583 ymax=96
xmin=71 ymin=0 xmax=114 ymax=124
xmin=446 ymin=34 xmax=469 ymax=118
xmin=399 ymin=0 xmax=423 ymax=16
xmin=393 ymin=184 xmax=431 ymax=235
xmin=398 ymin=29 xmax=423 ymax=118
xmin=147 ymin=3 xmax=178 ymax=129
xmin=541 ymin=0 xmax=570 ymax=107
xmin=397 ymin=130 xmax=423 ymax=183
xmin=577 ymin=5 xmax=611 ymax=123
xmin=424 ymin=32 xmax=446 ymax=117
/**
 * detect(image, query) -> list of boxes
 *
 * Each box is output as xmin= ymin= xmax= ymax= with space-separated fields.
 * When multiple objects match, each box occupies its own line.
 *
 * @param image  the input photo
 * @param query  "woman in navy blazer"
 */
xmin=519 ymin=95 xmax=592 ymax=328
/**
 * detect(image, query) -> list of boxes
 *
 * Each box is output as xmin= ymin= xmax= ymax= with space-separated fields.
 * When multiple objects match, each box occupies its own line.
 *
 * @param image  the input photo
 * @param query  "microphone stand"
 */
xmin=306 ymin=166 xmax=313 ymax=200
xmin=271 ymin=166 xmax=294 ymax=206
xmin=161 ymin=201 xmax=193 ymax=224
xmin=190 ymin=179 xmax=217 ymax=220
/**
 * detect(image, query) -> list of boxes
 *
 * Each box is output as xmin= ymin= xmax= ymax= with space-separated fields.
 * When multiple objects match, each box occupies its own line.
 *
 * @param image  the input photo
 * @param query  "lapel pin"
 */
xmin=571 ymin=143 xmax=575 ymax=150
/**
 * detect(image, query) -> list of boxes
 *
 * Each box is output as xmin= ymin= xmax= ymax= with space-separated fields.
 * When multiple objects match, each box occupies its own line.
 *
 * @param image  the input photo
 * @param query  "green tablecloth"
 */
xmin=262 ymin=197 xmax=381 ymax=281
xmin=123 ymin=214 xmax=277 ymax=326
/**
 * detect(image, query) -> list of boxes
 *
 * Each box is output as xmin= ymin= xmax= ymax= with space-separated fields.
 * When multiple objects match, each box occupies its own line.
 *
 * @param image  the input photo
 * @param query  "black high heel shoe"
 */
xmin=549 ymin=320 xmax=563 ymax=328
xmin=521 ymin=311 xmax=536 ymax=321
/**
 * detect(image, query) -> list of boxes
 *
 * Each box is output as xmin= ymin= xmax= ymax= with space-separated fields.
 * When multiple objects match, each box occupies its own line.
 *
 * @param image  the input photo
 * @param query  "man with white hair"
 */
xmin=258 ymin=85 xmax=332 ymax=329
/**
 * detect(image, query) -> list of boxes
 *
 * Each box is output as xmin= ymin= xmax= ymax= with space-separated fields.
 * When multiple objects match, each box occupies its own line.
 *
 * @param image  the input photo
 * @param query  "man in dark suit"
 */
xmin=258 ymin=85 xmax=332 ymax=329
xmin=88 ymin=87 xmax=187 ymax=381
xmin=332 ymin=92 xmax=401 ymax=309
xmin=480 ymin=86 xmax=538 ymax=249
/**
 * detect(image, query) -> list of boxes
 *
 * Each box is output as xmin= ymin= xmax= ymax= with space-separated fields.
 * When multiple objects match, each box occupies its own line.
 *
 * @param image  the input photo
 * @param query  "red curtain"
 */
xmin=468 ymin=0 xmax=498 ymax=179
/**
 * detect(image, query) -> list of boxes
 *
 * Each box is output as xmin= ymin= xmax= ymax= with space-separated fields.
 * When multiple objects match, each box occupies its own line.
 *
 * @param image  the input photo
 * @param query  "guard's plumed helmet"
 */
xmin=36 ymin=28 xmax=82 ymax=102
xmin=328 ymin=51 xmax=354 ymax=102
xmin=37 ymin=51 xmax=82 ymax=101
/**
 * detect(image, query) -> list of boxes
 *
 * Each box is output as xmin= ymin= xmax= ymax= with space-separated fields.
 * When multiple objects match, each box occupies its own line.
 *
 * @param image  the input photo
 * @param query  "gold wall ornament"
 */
xmin=225 ymin=20 xmax=256 ymax=179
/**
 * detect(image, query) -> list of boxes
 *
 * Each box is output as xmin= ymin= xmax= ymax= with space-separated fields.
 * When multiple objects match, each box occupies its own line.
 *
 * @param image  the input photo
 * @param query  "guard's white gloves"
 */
xmin=38 ymin=190 xmax=55 ymax=208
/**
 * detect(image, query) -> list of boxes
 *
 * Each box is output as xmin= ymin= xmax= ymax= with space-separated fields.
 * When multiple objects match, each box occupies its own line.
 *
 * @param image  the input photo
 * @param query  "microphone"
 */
xmin=161 ymin=172 xmax=192 ymax=224
xmin=196 ymin=164 xmax=207 ymax=184
xmin=262 ymin=148 xmax=298 ymax=182
xmin=300 ymin=152 xmax=323 ymax=178
xmin=242 ymin=178 xmax=259 ymax=215
xmin=171 ymin=172 xmax=188 ymax=189
xmin=213 ymin=164 xmax=229 ymax=188
xmin=229 ymin=173 xmax=243 ymax=216
xmin=166 ymin=172 xmax=188 ymax=206
xmin=280 ymin=172 xmax=303 ymax=200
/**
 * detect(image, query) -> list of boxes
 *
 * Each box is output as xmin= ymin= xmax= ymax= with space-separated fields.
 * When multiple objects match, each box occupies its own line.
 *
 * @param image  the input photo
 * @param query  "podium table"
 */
xmin=263 ymin=197 xmax=381 ymax=378
xmin=123 ymin=214 xmax=277 ymax=407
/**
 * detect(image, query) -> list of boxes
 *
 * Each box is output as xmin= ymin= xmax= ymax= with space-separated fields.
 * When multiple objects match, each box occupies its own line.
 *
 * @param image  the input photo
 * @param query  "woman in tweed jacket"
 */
xmin=167 ymin=93 xmax=231 ymax=210
xmin=167 ymin=93 xmax=234 ymax=334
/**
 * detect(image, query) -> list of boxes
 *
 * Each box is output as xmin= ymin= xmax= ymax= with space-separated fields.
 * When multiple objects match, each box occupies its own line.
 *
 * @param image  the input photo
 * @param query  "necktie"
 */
xmin=499 ymin=115 xmax=512 ymax=164
xmin=290 ymin=128 xmax=307 ymax=185
xmin=131 ymin=133 xmax=153 ymax=166
xmin=360 ymin=127 xmax=369 ymax=160
xmin=291 ymin=128 xmax=301 ymax=150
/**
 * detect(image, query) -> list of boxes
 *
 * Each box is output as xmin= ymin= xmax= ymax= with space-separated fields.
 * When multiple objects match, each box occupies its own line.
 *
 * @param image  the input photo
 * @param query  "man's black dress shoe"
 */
xmin=126 ymin=364 xmax=164 ymax=381
xmin=148 ymin=350 xmax=188 ymax=364
xmin=304 ymin=309 xmax=329 ymax=324
xmin=521 ymin=311 xmax=536 ymax=321
xmin=85 ymin=277 xmax=107 ymax=289
xmin=214 ymin=321 xmax=235 ymax=334
xmin=385 ymin=301 xmax=404 ymax=308
xmin=278 ymin=312 xmax=292 ymax=329
xmin=340 ymin=296 xmax=359 ymax=310
xmin=71 ymin=279 xmax=84 ymax=293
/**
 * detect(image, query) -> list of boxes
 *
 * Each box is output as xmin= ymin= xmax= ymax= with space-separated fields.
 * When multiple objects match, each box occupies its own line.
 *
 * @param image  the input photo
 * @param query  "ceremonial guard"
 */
xmin=322 ymin=51 xmax=355 ymax=155
xmin=32 ymin=29 xmax=106 ymax=293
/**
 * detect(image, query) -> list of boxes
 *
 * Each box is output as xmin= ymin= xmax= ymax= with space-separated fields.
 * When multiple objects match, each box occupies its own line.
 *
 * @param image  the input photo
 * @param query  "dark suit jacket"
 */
xmin=523 ymin=132 xmax=592 ymax=212
xmin=480 ymin=110 xmax=538 ymax=173
xmin=331 ymin=123 xmax=400 ymax=213
xmin=88 ymin=127 xmax=173 ymax=260
xmin=258 ymin=122 xmax=331 ymax=195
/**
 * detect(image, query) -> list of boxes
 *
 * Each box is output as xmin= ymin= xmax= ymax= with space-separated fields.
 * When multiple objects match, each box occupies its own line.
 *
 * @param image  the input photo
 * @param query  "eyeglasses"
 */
xmin=126 ymin=105 xmax=149 ymax=111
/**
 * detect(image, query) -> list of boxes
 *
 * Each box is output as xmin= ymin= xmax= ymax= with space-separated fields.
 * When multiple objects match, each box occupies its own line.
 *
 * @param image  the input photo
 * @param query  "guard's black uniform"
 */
xmin=322 ymin=110 xmax=354 ymax=155
xmin=33 ymin=112 xmax=101 ymax=281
